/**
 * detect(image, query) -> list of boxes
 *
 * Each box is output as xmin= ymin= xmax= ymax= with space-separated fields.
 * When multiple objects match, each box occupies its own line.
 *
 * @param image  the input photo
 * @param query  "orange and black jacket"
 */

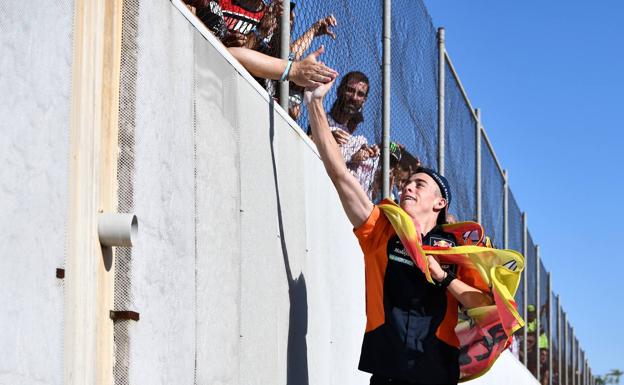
xmin=354 ymin=206 xmax=482 ymax=384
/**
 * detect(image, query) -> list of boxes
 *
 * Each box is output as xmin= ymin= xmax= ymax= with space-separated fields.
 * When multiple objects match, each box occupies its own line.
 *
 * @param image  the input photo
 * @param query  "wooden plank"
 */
xmin=65 ymin=0 xmax=124 ymax=384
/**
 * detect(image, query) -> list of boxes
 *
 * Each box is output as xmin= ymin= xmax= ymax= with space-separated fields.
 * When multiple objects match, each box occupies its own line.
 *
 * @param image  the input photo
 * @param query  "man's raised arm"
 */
xmin=304 ymin=81 xmax=374 ymax=228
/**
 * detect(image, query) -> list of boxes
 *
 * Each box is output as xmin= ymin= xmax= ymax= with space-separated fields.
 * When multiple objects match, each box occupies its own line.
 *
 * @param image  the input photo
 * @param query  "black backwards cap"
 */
xmin=413 ymin=166 xmax=452 ymax=225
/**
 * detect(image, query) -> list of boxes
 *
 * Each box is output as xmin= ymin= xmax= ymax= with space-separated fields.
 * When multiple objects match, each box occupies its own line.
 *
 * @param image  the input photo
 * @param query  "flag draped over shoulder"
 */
xmin=378 ymin=199 xmax=525 ymax=381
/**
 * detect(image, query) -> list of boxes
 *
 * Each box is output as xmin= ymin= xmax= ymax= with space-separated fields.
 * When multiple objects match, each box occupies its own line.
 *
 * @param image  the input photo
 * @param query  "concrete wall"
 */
xmin=0 ymin=0 xmax=538 ymax=384
xmin=120 ymin=2 xmax=367 ymax=383
xmin=0 ymin=1 xmax=73 ymax=384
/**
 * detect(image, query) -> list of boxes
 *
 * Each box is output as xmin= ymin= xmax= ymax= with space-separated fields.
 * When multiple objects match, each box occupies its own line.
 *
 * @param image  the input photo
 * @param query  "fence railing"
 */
xmin=186 ymin=0 xmax=597 ymax=383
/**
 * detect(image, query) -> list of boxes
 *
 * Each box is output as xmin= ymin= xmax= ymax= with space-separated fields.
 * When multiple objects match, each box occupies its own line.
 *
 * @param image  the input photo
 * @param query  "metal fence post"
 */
xmin=572 ymin=330 xmax=576 ymax=385
xmin=575 ymin=341 xmax=579 ymax=385
xmin=563 ymin=314 xmax=568 ymax=385
xmin=382 ymin=0 xmax=391 ymax=198
xmin=578 ymin=341 xmax=581 ymax=385
xmin=279 ymin=0 xmax=291 ymax=111
xmin=437 ymin=27 xmax=445 ymax=175
xmin=536 ymin=244 xmax=541 ymax=382
xmin=589 ymin=368 xmax=592 ymax=385
xmin=522 ymin=212 xmax=528 ymax=366
xmin=578 ymin=352 xmax=585 ymax=385
xmin=557 ymin=295 xmax=562 ymax=385
xmin=577 ymin=342 xmax=580 ymax=385
xmin=580 ymin=354 xmax=583 ymax=385
xmin=579 ymin=344 xmax=582 ymax=385
xmin=548 ymin=273 xmax=552 ymax=385
xmin=503 ymin=169 xmax=508 ymax=249
xmin=475 ymin=108 xmax=481 ymax=223
xmin=577 ymin=346 xmax=581 ymax=385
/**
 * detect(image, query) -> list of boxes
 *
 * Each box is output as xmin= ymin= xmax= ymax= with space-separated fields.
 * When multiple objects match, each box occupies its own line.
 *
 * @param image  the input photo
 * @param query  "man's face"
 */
xmin=337 ymin=80 xmax=368 ymax=115
xmin=399 ymin=172 xmax=446 ymax=221
xmin=526 ymin=333 xmax=536 ymax=351
xmin=396 ymin=168 xmax=411 ymax=190
xmin=540 ymin=348 xmax=548 ymax=364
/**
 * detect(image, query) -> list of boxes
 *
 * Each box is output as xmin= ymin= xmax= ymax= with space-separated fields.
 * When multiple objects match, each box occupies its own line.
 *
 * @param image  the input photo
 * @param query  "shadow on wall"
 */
xmin=268 ymin=99 xmax=309 ymax=385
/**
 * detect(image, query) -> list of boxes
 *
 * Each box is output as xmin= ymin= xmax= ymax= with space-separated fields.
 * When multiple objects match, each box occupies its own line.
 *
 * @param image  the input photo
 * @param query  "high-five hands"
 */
xmin=290 ymin=45 xmax=338 ymax=88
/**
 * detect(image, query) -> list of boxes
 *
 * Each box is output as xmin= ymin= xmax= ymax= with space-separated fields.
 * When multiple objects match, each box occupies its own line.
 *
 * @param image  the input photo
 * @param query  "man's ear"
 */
xmin=435 ymin=197 xmax=447 ymax=210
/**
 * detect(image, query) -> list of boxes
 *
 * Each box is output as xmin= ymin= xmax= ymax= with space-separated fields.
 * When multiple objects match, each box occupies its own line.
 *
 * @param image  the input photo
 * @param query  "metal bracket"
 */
xmin=110 ymin=310 xmax=140 ymax=322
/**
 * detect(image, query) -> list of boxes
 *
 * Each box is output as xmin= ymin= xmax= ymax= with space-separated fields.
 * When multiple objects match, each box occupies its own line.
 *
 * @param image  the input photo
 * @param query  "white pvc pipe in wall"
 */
xmin=98 ymin=213 xmax=138 ymax=247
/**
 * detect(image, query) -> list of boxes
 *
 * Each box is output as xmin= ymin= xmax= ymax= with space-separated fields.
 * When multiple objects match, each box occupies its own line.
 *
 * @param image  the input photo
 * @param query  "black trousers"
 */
xmin=370 ymin=374 xmax=457 ymax=385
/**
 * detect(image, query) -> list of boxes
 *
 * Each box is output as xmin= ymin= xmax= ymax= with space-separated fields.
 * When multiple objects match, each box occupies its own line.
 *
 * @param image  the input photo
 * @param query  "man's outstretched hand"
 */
xmin=290 ymin=45 xmax=337 ymax=88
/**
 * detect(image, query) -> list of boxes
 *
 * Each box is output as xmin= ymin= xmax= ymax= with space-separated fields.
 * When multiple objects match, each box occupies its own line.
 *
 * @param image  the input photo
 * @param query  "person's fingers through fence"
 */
xmin=314 ymin=14 xmax=337 ymax=39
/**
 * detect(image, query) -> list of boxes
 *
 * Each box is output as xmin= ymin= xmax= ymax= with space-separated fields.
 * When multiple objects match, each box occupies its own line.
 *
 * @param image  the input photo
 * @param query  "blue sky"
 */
xmin=421 ymin=0 xmax=624 ymax=376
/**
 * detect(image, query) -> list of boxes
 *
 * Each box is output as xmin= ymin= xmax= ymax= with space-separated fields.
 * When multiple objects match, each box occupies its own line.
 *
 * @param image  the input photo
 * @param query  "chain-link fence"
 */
xmin=182 ymin=0 xmax=597 ymax=383
xmin=390 ymin=0 xmax=439 ymax=169
xmin=293 ymin=0 xmax=384 ymax=199
xmin=481 ymin=138 xmax=505 ymax=247
xmin=444 ymin=63 xmax=477 ymax=223
xmin=508 ymin=191 xmax=524 ymax=329
xmin=292 ymin=0 xmax=383 ymax=141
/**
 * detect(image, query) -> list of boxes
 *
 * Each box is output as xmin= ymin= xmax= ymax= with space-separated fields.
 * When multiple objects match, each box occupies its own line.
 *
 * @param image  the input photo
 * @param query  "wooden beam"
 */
xmin=65 ymin=0 xmax=124 ymax=384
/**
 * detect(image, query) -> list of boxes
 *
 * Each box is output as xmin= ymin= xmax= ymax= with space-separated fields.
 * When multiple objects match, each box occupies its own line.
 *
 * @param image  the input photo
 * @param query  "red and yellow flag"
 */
xmin=379 ymin=199 xmax=524 ymax=381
